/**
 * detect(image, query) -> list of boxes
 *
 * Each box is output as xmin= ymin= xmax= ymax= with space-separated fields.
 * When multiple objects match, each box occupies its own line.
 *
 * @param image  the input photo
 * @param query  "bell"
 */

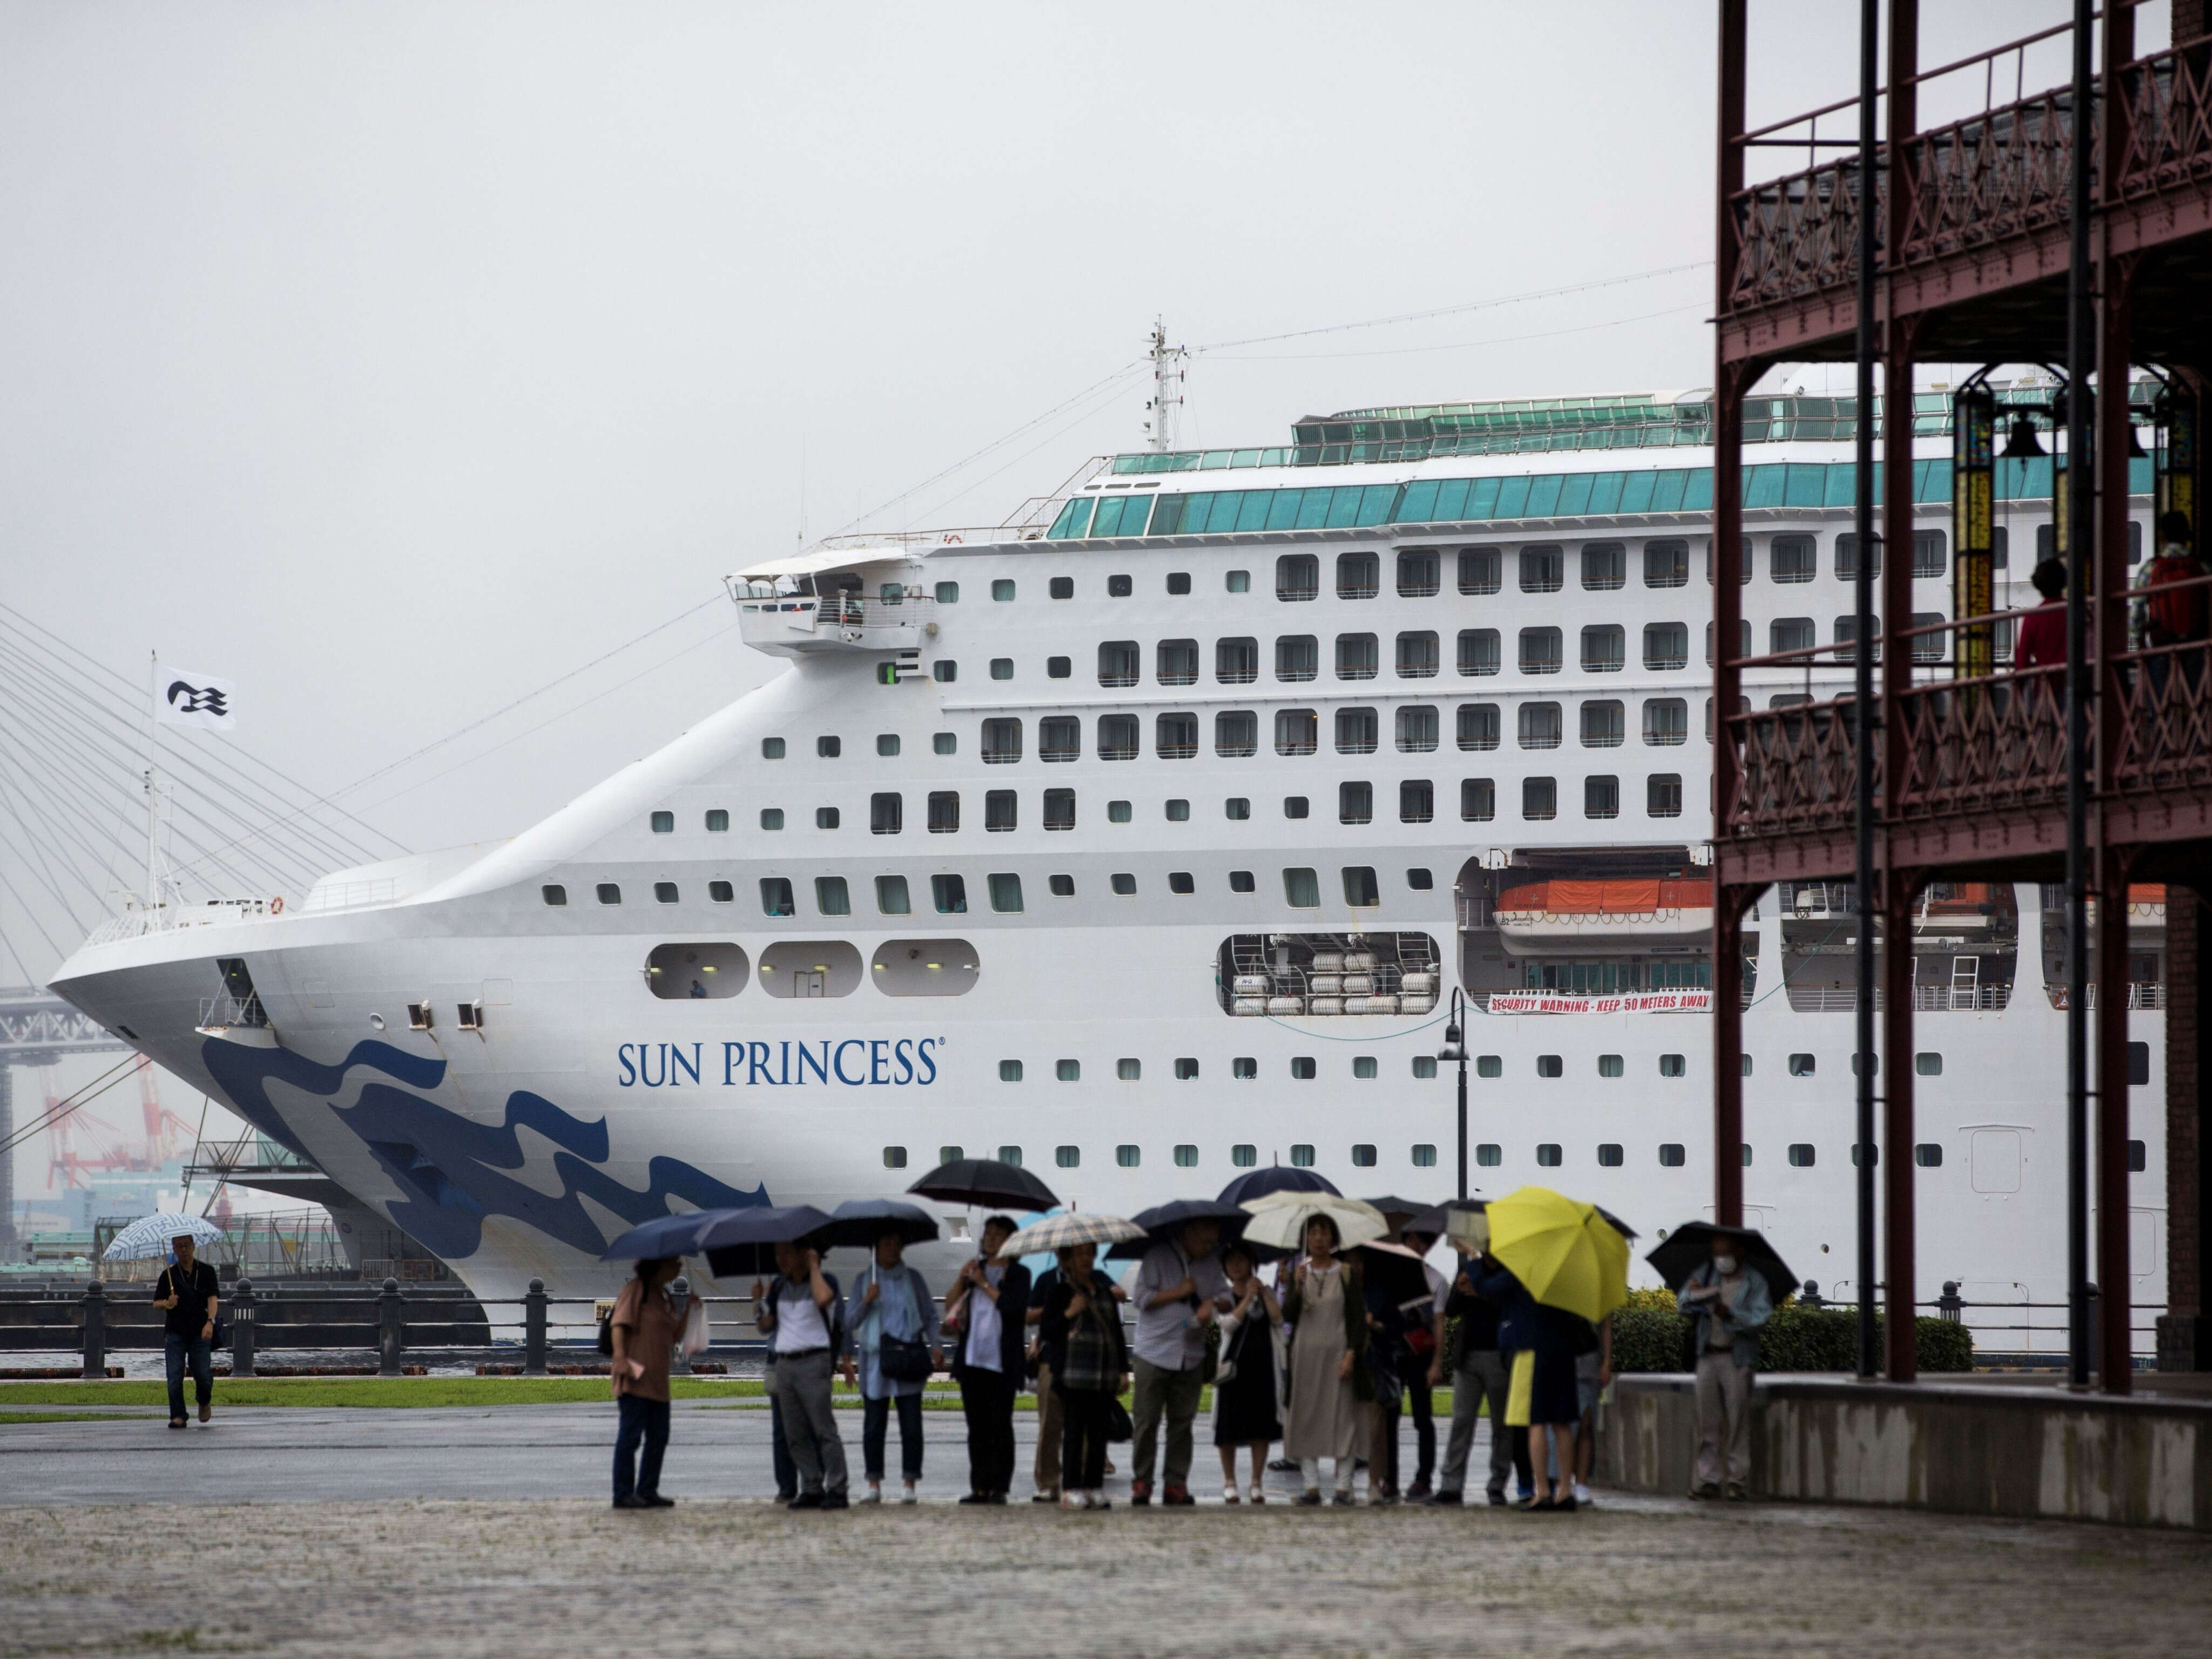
xmin=2001 ymin=414 xmax=2045 ymax=458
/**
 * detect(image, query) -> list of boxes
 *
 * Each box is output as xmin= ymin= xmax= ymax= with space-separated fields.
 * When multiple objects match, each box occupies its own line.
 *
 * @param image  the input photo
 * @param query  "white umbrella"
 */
xmin=995 ymin=1211 xmax=1143 ymax=1260
xmin=102 ymin=1213 xmax=226 ymax=1262
xmin=1238 ymin=1192 xmax=1388 ymax=1253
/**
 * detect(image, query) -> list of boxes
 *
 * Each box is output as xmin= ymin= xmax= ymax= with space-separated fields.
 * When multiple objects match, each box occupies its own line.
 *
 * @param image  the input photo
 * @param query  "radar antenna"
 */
xmin=1144 ymin=318 xmax=1188 ymax=452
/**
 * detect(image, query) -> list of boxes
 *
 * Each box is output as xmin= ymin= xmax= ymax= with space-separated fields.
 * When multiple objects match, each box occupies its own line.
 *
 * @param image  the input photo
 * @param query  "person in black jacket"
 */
xmin=1037 ymin=1241 xmax=1128 ymax=1510
xmin=944 ymin=1215 xmax=1031 ymax=1504
xmin=154 ymin=1233 xmax=219 ymax=1429
xmin=1430 ymin=1241 xmax=1528 ymax=1505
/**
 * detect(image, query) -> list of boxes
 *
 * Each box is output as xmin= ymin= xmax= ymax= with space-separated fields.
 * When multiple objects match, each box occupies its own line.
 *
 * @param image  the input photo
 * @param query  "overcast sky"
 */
xmin=0 ymin=2 xmax=2116 ymax=1208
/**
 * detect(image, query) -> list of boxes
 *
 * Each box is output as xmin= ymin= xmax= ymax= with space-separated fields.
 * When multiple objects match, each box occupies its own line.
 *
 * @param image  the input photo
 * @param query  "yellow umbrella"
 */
xmin=1483 ymin=1185 xmax=1629 ymax=1324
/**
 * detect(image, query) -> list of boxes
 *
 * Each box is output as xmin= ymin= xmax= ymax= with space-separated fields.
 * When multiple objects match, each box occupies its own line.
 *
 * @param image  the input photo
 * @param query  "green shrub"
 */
xmin=1611 ymin=1303 xmax=1973 ymax=1373
xmin=1611 ymin=1306 xmax=1692 ymax=1373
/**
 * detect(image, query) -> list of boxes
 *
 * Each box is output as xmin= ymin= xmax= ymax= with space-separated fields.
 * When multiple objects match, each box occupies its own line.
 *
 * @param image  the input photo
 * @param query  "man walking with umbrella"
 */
xmin=154 ymin=1229 xmax=219 ymax=1429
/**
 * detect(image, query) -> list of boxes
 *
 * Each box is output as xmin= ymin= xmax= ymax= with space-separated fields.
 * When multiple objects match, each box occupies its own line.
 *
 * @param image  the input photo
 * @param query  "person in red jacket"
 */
xmin=2011 ymin=558 xmax=2067 ymax=673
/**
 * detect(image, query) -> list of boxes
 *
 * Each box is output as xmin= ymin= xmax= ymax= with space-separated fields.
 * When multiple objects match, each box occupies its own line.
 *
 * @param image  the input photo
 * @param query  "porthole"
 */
xmin=542 ymin=885 xmax=567 ymax=906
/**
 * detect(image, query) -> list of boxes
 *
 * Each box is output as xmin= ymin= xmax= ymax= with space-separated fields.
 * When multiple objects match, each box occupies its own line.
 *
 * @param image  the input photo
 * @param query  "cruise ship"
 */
xmin=48 ymin=382 xmax=2172 ymax=1352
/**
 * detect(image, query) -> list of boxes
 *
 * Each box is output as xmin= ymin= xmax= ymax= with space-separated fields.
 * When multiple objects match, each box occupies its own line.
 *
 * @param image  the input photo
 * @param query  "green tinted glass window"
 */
xmin=1048 ymin=497 xmax=1094 ymax=538
xmin=1617 ymin=471 xmax=1656 ymax=513
xmin=1493 ymin=477 xmax=1529 ymax=517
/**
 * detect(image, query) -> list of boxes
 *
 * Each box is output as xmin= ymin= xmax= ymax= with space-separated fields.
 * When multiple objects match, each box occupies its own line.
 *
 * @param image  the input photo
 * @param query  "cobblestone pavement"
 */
xmin=5 ymin=1492 xmax=2210 ymax=1657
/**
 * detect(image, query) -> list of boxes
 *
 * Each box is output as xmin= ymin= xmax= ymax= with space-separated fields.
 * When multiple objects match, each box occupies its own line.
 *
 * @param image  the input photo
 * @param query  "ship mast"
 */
xmin=1144 ymin=318 xmax=1187 ymax=452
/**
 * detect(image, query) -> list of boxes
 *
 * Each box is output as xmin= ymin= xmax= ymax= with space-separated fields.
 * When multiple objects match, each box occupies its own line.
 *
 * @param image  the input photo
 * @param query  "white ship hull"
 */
xmin=48 ymin=386 xmax=2170 ymax=1354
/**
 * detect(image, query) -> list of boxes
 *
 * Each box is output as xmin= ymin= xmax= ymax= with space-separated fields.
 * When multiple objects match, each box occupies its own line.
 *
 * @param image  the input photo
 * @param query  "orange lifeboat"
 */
xmin=1493 ymin=878 xmax=1712 ymax=954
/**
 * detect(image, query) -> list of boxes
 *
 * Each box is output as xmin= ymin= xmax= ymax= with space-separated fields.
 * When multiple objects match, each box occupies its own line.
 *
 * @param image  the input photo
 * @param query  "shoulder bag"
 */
xmin=874 ymin=1267 xmax=934 ymax=1383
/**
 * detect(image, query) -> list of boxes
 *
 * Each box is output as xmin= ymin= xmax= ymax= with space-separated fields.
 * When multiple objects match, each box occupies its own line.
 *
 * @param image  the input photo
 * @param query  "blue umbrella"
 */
xmin=1215 ymin=1165 xmax=1341 ymax=1205
xmin=598 ymin=1209 xmax=738 ymax=1263
xmin=700 ymin=1205 xmax=835 ymax=1279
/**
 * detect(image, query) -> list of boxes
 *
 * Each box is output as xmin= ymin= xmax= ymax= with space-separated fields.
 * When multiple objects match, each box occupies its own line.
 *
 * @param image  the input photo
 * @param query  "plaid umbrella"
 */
xmin=994 ymin=1211 xmax=1143 ymax=1261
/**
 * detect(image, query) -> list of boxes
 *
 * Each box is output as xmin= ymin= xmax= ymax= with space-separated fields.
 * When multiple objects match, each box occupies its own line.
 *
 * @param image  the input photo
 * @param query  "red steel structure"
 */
xmin=1711 ymin=2 xmax=2212 ymax=1391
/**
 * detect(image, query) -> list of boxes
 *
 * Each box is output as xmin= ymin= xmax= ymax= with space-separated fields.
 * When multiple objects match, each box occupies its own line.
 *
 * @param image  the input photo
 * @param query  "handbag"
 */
xmin=871 ymin=1266 xmax=934 ymax=1382
xmin=1104 ymin=1395 xmax=1134 ymax=1443
xmin=678 ymin=1296 xmax=711 ymax=1357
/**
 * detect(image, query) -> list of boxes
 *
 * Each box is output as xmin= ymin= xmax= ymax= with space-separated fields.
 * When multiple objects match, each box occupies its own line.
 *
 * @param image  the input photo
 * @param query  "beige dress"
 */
xmin=1283 ymin=1263 xmax=1361 ymax=1460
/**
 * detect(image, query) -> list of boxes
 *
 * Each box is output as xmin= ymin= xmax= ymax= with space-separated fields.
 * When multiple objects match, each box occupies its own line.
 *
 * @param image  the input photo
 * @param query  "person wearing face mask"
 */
xmin=1676 ymin=1231 xmax=1771 ymax=1500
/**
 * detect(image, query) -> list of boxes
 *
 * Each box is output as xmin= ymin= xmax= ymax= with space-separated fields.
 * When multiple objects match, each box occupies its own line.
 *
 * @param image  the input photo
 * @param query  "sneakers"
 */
xmin=1572 ymin=1481 xmax=1593 ymax=1506
xmin=1162 ymin=1484 xmax=1195 ymax=1507
xmin=861 ymin=1483 xmax=884 ymax=1505
xmin=1062 ymin=1491 xmax=1087 ymax=1510
xmin=901 ymin=1482 xmax=919 ymax=1505
xmin=1129 ymin=1478 xmax=1153 ymax=1507
xmin=1031 ymin=1489 xmax=1061 ymax=1503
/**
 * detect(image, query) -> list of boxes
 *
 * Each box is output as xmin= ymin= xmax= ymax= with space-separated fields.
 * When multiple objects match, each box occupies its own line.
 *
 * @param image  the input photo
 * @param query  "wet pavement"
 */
xmin=4 ymin=1403 xmax=2209 ymax=1656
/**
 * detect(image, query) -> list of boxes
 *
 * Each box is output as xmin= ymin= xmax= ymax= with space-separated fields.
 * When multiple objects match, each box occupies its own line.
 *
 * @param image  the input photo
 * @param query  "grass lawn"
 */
xmin=0 ymin=1377 xmax=766 ymax=1410
xmin=0 ymin=1377 xmax=1456 ymax=1414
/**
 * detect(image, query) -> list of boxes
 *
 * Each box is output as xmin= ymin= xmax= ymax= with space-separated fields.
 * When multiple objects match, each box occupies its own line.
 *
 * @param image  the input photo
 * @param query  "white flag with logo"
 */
xmin=156 ymin=668 xmax=238 ymax=731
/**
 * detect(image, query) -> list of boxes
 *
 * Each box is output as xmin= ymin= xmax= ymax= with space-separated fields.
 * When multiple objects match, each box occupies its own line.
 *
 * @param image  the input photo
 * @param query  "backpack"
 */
xmin=2144 ymin=553 xmax=2208 ymax=644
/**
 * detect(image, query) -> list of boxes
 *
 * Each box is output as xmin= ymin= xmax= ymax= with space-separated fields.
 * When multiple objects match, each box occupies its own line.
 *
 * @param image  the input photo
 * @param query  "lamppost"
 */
xmin=1438 ymin=987 xmax=1469 ymax=1201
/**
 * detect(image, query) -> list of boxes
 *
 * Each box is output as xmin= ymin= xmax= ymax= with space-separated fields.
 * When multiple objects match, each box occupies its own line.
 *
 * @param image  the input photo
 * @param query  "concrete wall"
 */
xmin=1602 ymin=1374 xmax=2212 ymax=1530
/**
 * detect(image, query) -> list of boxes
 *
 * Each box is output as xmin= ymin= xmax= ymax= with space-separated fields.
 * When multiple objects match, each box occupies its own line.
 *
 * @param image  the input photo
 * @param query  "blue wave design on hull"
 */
xmin=199 ymin=1036 xmax=768 ymax=1260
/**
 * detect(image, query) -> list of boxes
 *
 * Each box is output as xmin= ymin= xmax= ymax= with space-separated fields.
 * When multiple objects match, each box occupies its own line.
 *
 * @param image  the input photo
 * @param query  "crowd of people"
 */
xmin=601 ymin=1205 xmax=1779 ymax=1513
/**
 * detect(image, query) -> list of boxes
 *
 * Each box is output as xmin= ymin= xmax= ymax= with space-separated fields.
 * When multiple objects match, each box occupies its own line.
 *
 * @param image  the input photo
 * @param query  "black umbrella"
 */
xmin=1397 ymin=1197 xmax=1483 ymax=1243
xmin=907 ymin=1157 xmax=1059 ymax=1211
xmin=598 ymin=1208 xmax=743 ymax=1262
xmin=1644 ymin=1221 xmax=1797 ymax=1307
xmin=1352 ymin=1239 xmax=1435 ymax=1307
xmin=1215 ymin=1165 xmax=1341 ymax=1205
xmin=1103 ymin=1197 xmax=1251 ymax=1261
xmin=1360 ymin=1195 xmax=1434 ymax=1220
xmin=1593 ymin=1204 xmax=1641 ymax=1242
xmin=700 ymin=1204 xmax=835 ymax=1279
xmin=813 ymin=1198 xmax=941 ymax=1252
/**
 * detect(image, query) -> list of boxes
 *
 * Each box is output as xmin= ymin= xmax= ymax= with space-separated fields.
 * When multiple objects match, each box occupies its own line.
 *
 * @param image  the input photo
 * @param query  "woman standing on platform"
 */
xmin=609 ymin=1256 xmax=687 ymax=1509
xmin=1038 ymin=1240 xmax=1127 ymax=1509
xmin=1282 ymin=1215 xmax=1370 ymax=1505
xmin=843 ymin=1228 xmax=943 ymax=1505
xmin=1212 ymin=1242 xmax=1284 ymax=1503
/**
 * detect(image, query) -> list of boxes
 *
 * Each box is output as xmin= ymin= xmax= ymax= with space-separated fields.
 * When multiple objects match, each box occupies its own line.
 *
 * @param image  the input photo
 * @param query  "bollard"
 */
xmin=377 ymin=1276 xmax=404 ymax=1376
xmin=80 ymin=1279 xmax=106 ymax=1380
xmin=669 ymin=1276 xmax=693 ymax=1376
xmin=231 ymin=1277 xmax=257 ymax=1377
xmin=1938 ymin=1280 xmax=1962 ymax=1325
xmin=1800 ymin=1279 xmax=1824 ymax=1309
xmin=523 ymin=1277 xmax=548 ymax=1377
